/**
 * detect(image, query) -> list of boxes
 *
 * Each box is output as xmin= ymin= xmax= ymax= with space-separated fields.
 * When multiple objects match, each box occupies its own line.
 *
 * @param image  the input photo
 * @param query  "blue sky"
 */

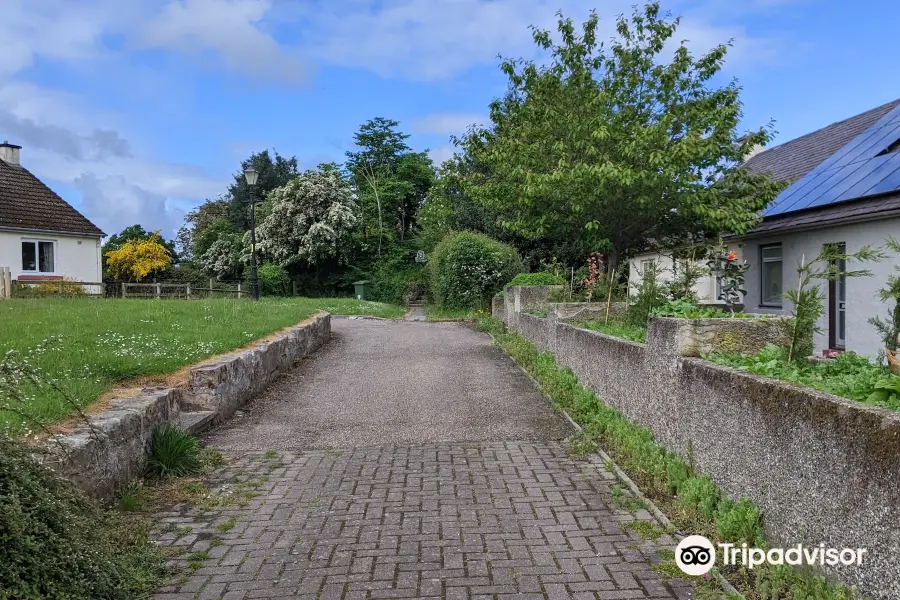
xmin=2 ymin=0 xmax=898 ymax=238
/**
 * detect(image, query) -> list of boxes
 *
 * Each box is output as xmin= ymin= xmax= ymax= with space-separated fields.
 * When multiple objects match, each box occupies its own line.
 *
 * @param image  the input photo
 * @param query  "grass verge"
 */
xmin=423 ymin=304 xmax=478 ymax=321
xmin=0 ymin=297 xmax=403 ymax=433
xmin=475 ymin=315 xmax=863 ymax=600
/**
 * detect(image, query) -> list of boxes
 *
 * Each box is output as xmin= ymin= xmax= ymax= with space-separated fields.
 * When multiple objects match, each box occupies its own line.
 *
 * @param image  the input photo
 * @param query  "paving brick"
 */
xmin=152 ymin=443 xmax=682 ymax=599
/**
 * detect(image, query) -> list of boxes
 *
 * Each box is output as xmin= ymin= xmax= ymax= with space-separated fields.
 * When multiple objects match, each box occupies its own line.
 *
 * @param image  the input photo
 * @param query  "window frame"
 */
xmin=21 ymin=239 xmax=57 ymax=275
xmin=759 ymin=243 xmax=783 ymax=308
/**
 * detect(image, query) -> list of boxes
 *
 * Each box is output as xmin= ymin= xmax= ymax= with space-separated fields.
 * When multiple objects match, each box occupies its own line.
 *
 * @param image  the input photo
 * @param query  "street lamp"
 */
xmin=244 ymin=166 xmax=260 ymax=301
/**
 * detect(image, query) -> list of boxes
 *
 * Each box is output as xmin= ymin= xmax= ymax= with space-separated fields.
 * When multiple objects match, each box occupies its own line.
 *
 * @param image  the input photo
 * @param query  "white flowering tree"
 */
xmin=198 ymin=234 xmax=243 ymax=280
xmin=253 ymin=168 xmax=358 ymax=267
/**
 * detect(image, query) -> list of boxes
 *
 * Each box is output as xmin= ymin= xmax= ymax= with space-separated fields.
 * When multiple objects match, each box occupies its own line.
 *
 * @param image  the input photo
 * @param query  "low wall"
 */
xmin=492 ymin=295 xmax=505 ymax=320
xmin=185 ymin=312 xmax=331 ymax=419
xmin=549 ymin=301 xmax=628 ymax=323
xmin=45 ymin=312 xmax=332 ymax=500
xmin=511 ymin=314 xmax=900 ymax=599
xmin=502 ymin=285 xmax=565 ymax=327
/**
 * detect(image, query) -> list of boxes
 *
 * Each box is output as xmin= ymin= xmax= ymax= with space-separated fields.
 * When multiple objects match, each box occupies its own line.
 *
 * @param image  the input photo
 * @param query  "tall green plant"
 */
xmin=784 ymin=244 xmax=882 ymax=362
xmin=869 ymin=237 xmax=900 ymax=357
xmin=627 ymin=260 xmax=669 ymax=326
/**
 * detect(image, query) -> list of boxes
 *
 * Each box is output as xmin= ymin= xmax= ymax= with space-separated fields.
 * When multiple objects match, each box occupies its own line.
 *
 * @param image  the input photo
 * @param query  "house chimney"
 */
xmin=0 ymin=141 xmax=21 ymax=166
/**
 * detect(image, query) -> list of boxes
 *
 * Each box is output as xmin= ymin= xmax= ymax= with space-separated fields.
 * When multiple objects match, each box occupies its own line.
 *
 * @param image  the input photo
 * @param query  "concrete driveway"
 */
xmin=153 ymin=319 xmax=690 ymax=600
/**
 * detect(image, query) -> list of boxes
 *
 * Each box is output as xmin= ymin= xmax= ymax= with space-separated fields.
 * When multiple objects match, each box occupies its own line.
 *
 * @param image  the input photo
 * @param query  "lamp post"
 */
xmin=244 ymin=166 xmax=260 ymax=301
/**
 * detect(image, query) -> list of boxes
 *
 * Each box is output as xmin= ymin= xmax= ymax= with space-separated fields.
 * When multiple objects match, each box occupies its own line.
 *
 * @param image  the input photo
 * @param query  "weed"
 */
xmin=263 ymin=450 xmax=279 ymax=459
xmin=145 ymin=424 xmax=202 ymax=479
xmin=623 ymin=520 xmax=667 ymax=541
xmin=565 ymin=430 xmax=598 ymax=457
xmin=118 ymin=480 xmax=147 ymax=512
xmin=174 ymin=525 xmax=193 ymax=537
xmin=210 ymin=537 xmax=222 ymax=548
xmin=217 ymin=517 xmax=239 ymax=533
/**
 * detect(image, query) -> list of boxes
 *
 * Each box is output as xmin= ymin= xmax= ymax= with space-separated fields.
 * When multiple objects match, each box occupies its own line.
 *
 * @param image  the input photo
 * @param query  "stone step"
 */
xmin=179 ymin=410 xmax=216 ymax=435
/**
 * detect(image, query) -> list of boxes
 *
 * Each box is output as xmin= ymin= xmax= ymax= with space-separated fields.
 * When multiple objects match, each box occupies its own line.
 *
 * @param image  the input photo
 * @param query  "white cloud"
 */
xmin=137 ymin=0 xmax=306 ymax=84
xmin=73 ymin=174 xmax=181 ymax=238
xmin=413 ymin=113 xmax=486 ymax=136
xmin=294 ymin=0 xmax=789 ymax=80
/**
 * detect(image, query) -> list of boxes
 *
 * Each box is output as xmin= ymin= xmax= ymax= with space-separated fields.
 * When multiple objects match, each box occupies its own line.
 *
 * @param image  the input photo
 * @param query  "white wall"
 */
xmin=0 ymin=230 xmax=102 ymax=282
xmin=733 ymin=216 xmax=900 ymax=359
xmin=628 ymin=252 xmax=719 ymax=304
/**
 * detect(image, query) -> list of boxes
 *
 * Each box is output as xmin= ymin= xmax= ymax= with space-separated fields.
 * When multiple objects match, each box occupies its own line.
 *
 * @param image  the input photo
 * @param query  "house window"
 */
xmin=21 ymin=240 xmax=55 ymax=273
xmin=640 ymin=259 xmax=656 ymax=272
xmin=760 ymin=244 xmax=783 ymax=307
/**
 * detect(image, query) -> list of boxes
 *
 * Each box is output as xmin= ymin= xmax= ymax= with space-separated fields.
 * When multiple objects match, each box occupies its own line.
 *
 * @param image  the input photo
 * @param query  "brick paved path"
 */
xmin=153 ymin=322 xmax=690 ymax=599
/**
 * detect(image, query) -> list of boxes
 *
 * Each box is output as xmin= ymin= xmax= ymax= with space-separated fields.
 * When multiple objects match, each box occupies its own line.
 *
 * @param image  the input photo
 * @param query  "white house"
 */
xmin=0 ymin=142 xmax=104 ymax=284
xmin=627 ymin=251 xmax=720 ymax=304
xmin=732 ymin=97 xmax=900 ymax=358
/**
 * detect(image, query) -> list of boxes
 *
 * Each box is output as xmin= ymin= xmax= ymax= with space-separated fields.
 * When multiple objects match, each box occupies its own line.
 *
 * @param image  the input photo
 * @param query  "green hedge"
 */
xmin=507 ymin=272 xmax=566 ymax=286
xmin=427 ymin=232 xmax=523 ymax=309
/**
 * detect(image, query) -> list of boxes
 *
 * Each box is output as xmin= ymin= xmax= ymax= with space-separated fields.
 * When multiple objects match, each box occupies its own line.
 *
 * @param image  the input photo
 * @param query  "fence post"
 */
xmin=186 ymin=283 xmax=191 ymax=299
xmin=237 ymin=283 xmax=242 ymax=299
xmin=292 ymin=280 xmax=298 ymax=297
xmin=155 ymin=283 xmax=161 ymax=299
xmin=121 ymin=282 xmax=127 ymax=298
xmin=0 ymin=267 xmax=10 ymax=299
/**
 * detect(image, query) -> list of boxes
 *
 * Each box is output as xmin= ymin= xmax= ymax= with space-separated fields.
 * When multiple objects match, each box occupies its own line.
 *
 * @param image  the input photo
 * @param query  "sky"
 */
xmin=2 ymin=0 xmax=899 ymax=239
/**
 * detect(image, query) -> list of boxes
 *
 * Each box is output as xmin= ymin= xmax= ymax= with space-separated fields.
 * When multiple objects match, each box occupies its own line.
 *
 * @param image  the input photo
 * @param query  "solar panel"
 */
xmin=762 ymin=102 xmax=900 ymax=218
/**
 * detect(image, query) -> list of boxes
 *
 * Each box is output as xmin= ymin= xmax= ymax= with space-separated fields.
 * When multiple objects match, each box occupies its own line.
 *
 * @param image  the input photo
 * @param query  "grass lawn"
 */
xmin=577 ymin=319 xmax=648 ymax=343
xmin=0 ymin=297 xmax=404 ymax=433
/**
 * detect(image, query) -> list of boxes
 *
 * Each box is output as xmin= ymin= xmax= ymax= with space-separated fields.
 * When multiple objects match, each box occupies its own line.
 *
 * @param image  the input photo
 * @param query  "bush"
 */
xmin=507 ymin=272 xmax=566 ymax=286
xmin=0 ymin=434 xmax=166 ymax=598
xmin=427 ymin=232 xmax=523 ymax=309
xmin=145 ymin=424 xmax=202 ymax=479
xmin=257 ymin=263 xmax=291 ymax=297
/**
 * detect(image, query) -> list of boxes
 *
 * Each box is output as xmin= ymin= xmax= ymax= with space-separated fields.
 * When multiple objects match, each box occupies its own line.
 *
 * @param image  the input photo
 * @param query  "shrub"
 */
xmin=507 ymin=272 xmax=566 ymax=286
xmin=0 ymin=434 xmax=166 ymax=598
xmin=257 ymin=263 xmax=291 ymax=297
xmin=427 ymin=232 xmax=522 ymax=309
xmin=652 ymin=299 xmax=730 ymax=319
xmin=626 ymin=260 xmax=669 ymax=326
xmin=145 ymin=424 xmax=202 ymax=479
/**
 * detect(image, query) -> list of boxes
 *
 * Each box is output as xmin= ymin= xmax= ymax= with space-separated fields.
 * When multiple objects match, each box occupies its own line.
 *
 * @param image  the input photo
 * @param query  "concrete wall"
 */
xmin=734 ymin=216 xmax=900 ymax=358
xmin=45 ymin=312 xmax=332 ymax=500
xmin=502 ymin=285 xmax=565 ymax=328
xmin=0 ymin=229 xmax=102 ymax=282
xmin=510 ymin=314 xmax=900 ymax=599
xmin=629 ymin=251 xmax=719 ymax=304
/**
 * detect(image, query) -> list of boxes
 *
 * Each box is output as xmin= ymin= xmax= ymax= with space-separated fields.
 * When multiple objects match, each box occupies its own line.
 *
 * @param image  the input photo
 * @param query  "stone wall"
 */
xmin=184 ymin=312 xmax=331 ymax=420
xmin=510 ymin=313 xmax=900 ymax=599
xmin=45 ymin=312 xmax=332 ymax=500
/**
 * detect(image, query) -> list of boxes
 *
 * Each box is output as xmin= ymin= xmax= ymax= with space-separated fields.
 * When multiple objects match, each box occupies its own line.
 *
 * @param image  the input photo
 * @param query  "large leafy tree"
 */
xmin=459 ymin=2 xmax=782 ymax=271
xmin=228 ymin=150 xmax=299 ymax=231
xmin=254 ymin=166 xmax=358 ymax=267
xmin=345 ymin=118 xmax=434 ymax=254
xmin=176 ymin=198 xmax=231 ymax=262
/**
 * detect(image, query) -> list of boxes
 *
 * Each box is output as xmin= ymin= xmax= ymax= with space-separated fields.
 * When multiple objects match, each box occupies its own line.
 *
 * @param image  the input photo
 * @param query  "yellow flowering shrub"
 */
xmin=105 ymin=234 xmax=172 ymax=281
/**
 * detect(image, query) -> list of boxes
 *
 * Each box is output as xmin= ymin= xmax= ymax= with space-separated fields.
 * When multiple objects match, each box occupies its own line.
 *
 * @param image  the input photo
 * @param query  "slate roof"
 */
xmin=0 ymin=158 xmax=103 ymax=236
xmin=742 ymin=97 xmax=900 ymax=183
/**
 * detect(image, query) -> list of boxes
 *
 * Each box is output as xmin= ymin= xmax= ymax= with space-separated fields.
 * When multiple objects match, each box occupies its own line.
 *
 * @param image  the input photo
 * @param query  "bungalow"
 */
xmin=735 ymin=97 xmax=900 ymax=358
xmin=0 ymin=142 xmax=104 ymax=285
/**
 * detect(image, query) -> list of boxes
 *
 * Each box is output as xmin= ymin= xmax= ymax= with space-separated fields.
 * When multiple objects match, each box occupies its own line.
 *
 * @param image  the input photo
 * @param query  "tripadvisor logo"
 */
xmin=675 ymin=535 xmax=867 ymax=576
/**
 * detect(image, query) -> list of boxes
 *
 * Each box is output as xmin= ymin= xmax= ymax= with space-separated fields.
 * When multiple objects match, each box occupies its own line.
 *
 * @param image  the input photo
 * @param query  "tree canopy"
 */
xmin=458 ymin=2 xmax=782 ymax=270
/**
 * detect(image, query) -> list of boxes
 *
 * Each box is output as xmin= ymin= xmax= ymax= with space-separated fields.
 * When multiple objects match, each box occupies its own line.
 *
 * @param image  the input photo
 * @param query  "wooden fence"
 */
xmin=7 ymin=278 xmax=248 ymax=299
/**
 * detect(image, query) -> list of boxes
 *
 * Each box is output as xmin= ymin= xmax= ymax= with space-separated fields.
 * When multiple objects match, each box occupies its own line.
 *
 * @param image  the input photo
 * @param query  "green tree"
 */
xmin=228 ymin=150 xmax=299 ymax=231
xmin=176 ymin=198 xmax=231 ymax=261
xmin=458 ymin=3 xmax=782 ymax=272
xmin=345 ymin=118 xmax=435 ymax=254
